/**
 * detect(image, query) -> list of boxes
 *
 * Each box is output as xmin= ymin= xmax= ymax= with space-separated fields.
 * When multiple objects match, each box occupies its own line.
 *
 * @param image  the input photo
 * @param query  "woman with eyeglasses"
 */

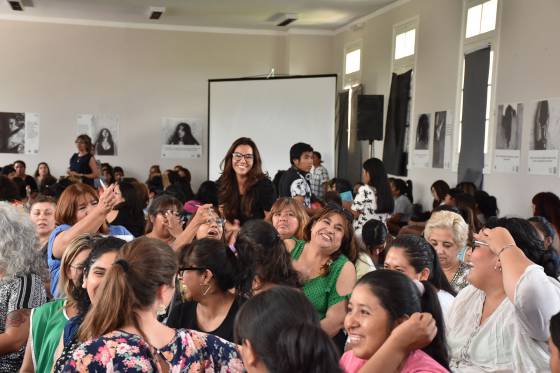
xmin=68 ymin=134 xmax=98 ymax=187
xmin=20 ymin=234 xmax=93 ymax=373
xmin=61 ymin=237 xmax=244 ymax=372
xmin=284 ymin=205 xmax=358 ymax=340
xmin=51 ymin=237 xmax=125 ymax=372
xmin=167 ymin=238 xmax=242 ymax=342
xmin=446 ymin=219 xmax=560 ymax=372
xmin=218 ymin=137 xmax=276 ymax=225
xmin=48 ymin=183 xmax=132 ymax=298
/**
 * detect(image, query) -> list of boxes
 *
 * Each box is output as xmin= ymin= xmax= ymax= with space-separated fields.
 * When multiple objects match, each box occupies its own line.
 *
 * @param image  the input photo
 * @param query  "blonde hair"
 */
xmin=266 ymin=198 xmax=309 ymax=240
xmin=424 ymin=211 xmax=469 ymax=249
xmin=58 ymin=234 xmax=97 ymax=304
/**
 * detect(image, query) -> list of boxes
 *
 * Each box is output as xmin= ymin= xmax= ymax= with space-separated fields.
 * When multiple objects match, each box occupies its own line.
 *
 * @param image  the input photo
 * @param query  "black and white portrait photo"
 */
xmin=415 ymin=113 xmax=430 ymax=150
xmin=95 ymin=127 xmax=116 ymax=156
xmin=167 ymin=122 xmax=200 ymax=146
xmin=529 ymin=99 xmax=560 ymax=151
xmin=161 ymin=118 xmax=202 ymax=159
xmin=496 ymin=104 xmax=522 ymax=150
xmin=0 ymin=112 xmax=25 ymax=153
xmin=432 ymin=111 xmax=446 ymax=168
xmin=93 ymin=115 xmax=119 ymax=156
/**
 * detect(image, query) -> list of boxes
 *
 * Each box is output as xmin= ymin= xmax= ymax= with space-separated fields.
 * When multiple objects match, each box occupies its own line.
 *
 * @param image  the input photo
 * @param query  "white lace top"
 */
xmin=446 ymin=264 xmax=560 ymax=373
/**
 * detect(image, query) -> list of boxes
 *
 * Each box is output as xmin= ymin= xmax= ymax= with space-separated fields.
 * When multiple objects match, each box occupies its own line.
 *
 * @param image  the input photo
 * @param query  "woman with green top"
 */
xmin=20 ymin=234 xmax=95 ymax=373
xmin=285 ymin=204 xmax=357 ymax=338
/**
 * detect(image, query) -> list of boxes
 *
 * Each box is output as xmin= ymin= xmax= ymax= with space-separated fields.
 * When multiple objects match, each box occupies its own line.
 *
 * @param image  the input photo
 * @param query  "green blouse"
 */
xmin=290 ymin=240 xmax=350 ymax=319
xmin=30 ymin=299 xmax=68 ymax=372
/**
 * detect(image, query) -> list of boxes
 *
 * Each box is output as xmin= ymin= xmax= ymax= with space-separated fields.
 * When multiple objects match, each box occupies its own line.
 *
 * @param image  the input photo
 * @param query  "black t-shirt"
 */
xmin=166 ymin=297 xmax=243 ymax=343
xmin=278 ymin=166 xmax=309 ymax=198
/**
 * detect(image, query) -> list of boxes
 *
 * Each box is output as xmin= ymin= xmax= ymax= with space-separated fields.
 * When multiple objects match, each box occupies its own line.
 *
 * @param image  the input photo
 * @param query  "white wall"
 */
xmin=334 ymin=0 xmax=560 ymax=217
xmin=0 ymin=20 xmax=333 ymax=188
xmin=2 ymin=0 xmax=560 ymax=217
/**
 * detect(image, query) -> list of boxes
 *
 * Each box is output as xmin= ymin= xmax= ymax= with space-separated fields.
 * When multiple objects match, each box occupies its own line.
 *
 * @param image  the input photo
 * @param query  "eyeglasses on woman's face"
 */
xmin=232 ymin=152 xmax=254 ymax=162
xmin=178 ymin=266 xmax=206 ymax=278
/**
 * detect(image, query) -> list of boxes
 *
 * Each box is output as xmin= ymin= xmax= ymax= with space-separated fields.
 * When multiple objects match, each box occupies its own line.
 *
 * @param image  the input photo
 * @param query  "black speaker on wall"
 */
xmin=357 ymin=95 xmax=384 ymax=141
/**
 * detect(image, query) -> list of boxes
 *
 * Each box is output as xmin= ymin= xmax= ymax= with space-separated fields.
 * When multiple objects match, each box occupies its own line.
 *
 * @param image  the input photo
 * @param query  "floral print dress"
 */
xmin=60 ymin=329 xmax=244 ymax=372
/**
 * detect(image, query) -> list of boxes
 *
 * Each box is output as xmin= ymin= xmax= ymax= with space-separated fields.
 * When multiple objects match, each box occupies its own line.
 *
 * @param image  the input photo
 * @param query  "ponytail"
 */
xmin=78 ymin=260 xmax=135 ymax=341
xmin=418 ymin=281 xmax=450 ymax=371
xmin=390 ymin=235 xmax=456 ymax=296
xmin=358 ymin=270 xmax=449 ymax=371
xmin=405 ymin=180 xmax=414 ymax=203
xmin=272 ymin=323 xmax=341 ymax=373
xmin=78 ymin=237 xmax=177 ymax=342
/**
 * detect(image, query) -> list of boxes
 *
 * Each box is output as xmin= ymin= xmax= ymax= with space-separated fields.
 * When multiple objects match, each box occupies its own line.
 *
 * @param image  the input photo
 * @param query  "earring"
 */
xmin=157 ymin=304 xmax=167 ymax=316
xmin=200 ymin=284 xmax=211 ymax=296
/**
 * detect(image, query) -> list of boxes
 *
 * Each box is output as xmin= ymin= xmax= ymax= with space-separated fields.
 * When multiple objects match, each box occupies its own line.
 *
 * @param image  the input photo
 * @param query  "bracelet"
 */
xmin=497 ymin=244 xmax=515 ymax=257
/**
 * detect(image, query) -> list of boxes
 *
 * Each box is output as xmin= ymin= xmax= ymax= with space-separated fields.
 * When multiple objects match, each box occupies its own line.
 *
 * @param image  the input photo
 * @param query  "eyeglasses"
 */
xmin=325 ymin=203 xmax=353 ymax=223
xmin=178 ymin=266 xmax=206 ymax=278
xmin=70 ymin=264 xmax=86 ymax=272
xmin=470 ymin=240 xmax=489 ymax=252
xmin=232 ymin=152 xmax=254 ymax=162
xmin=160 ymin=209 xmax=180 ymax=217
xmin=204 ymin=217 xmax=225 ymax=226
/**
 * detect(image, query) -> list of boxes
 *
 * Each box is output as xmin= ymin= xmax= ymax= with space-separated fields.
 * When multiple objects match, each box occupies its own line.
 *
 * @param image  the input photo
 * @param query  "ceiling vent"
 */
xmin=148 ymin=6 xmax=165 ymax=20
xmin=269 ymin=13 xmax=298 ymax=27
xmin=7 ymin=1 xmax=24 ymax=11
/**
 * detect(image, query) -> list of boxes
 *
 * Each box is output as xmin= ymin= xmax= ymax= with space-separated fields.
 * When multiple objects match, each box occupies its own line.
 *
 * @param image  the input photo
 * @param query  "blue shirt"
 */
xmin=47 ymin=224 xmax=133 ymax=298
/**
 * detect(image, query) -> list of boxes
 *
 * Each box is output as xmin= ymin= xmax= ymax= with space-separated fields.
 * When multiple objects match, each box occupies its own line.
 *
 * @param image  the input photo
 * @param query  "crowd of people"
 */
xmin=1 ymin=134 xmax=560 ymax=372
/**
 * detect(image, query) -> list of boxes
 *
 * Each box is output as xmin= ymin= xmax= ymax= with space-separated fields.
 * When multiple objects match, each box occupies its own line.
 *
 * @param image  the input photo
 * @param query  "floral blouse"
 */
xmin=351 ymin=185 xmax=389 ymax=234
xmin=60 ymin=329 xmax=244 ymax=372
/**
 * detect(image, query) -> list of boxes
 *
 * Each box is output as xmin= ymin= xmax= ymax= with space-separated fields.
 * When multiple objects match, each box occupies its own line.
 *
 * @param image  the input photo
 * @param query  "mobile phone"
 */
xmin=99 ymin=178 xmax=107 ymax=190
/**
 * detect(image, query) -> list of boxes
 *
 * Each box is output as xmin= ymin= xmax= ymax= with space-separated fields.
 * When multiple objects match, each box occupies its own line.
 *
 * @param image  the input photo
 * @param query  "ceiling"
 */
xmin=0 ymin=0 xmax=399 ymax=32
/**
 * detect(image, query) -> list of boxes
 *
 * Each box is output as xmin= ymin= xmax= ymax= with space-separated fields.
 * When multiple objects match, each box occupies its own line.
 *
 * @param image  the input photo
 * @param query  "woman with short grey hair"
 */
xmin=0 ymin=202 xmax=47 ymax=372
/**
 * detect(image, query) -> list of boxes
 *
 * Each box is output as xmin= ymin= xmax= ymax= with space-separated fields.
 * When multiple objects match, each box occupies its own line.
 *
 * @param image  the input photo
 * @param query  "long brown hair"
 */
xmin=58 ymin=234 xmax=98 ymax=305
xmin=303 ymin=205 xmax=358 ymax=273
xmin=55 ymin=183 xmax=108 ymax=234
xmin=218 ymin=137 xmax=266 ymax=222
xmin=78 ymin=237 xmax=177 ymax=342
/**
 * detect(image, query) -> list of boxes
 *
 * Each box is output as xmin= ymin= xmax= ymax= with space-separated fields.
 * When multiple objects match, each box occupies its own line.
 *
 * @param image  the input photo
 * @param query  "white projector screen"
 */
xmin=208 ymin=75 xmax=337 ymax=182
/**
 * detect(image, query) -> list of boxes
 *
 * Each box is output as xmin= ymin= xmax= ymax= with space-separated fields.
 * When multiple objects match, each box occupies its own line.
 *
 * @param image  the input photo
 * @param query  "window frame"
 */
xmin=452 ymin=0 xmax=502 ymax=173
xmin=391 ymin=17 xmax=419 ymax=166
xmin=343 ymin=39 xmax=363 ymax=89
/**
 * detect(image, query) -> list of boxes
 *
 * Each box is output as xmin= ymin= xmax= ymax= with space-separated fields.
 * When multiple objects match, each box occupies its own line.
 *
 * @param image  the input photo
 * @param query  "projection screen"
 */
xmin=208 ymin=75 xmax=337 ymax=182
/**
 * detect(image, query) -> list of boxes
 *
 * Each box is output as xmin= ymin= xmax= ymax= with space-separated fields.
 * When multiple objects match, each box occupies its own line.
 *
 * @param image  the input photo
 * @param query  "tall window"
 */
xmin=393 ymin=19 xmax=418 ymax=165
xmin=455 ymin=0 xmax=500 ymax=175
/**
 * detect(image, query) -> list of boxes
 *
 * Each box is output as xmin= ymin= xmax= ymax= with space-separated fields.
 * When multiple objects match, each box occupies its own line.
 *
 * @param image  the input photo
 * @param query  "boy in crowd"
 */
xmin=278 ymin=142 xmax=314 ymax=208
xmin=310 ymin=151 xmax=329 ymax=200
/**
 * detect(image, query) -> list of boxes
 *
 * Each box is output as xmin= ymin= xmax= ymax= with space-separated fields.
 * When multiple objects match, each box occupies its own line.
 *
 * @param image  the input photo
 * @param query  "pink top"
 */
xmin=340 ymin=349 xmax=448 ymax=373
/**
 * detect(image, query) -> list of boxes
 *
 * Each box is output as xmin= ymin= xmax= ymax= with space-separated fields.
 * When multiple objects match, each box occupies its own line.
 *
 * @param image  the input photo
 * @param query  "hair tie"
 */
xmin=114 ymin=258 xmax=130 ymax=273
xmin=413 ymin=279 xmax=425 ymax=295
